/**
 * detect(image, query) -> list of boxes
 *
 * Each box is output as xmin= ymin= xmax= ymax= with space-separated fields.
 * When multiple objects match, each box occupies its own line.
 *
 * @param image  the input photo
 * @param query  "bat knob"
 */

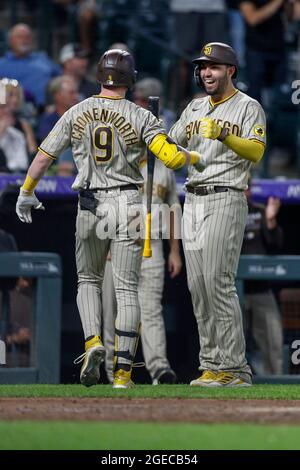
xmin=143 ymin=238 xmax=152 ymax=258
xmin=143 ymin=247 xmax=152 ymax=258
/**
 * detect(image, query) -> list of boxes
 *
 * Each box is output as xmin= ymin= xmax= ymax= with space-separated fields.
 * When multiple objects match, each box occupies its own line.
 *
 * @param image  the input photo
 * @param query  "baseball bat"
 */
xmin=143 ymin=96 xmax=159 ymax=258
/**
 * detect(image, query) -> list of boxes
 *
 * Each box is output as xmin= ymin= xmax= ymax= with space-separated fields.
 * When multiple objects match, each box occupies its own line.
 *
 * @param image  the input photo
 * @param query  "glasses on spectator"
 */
xmin=0 ymin=78 xmax=19 ymax=87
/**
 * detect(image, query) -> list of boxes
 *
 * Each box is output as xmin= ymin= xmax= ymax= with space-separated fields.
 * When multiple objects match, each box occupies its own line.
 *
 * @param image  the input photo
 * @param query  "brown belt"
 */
xmin=86 ymin=183 xmax=140 ymax=193
xmin=186 ymin=185 xmax=234 ymax=196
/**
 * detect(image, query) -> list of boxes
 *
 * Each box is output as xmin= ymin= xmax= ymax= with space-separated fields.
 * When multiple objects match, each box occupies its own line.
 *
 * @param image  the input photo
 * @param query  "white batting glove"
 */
xmin=16 ymin=189 xmax=45 ymax=223
xmin=193 ymin=159 xmax=206 ymax=172
xmin=187 ymin=151 xmax=206 ymax=172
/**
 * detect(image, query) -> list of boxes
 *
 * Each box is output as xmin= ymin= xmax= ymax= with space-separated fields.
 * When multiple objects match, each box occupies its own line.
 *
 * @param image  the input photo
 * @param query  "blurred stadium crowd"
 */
xmin=1 ymin=0 xmax=300 ymax=382
xmin=1 ymin=0 xmax=300 ymax=177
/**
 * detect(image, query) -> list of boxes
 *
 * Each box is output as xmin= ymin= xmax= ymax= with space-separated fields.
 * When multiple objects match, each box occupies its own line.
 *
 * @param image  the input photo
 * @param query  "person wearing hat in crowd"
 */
xmin=133 ymin=78 xmax=176 ymax=132
xmin=59 ymin=43 xmax=99 ymax=100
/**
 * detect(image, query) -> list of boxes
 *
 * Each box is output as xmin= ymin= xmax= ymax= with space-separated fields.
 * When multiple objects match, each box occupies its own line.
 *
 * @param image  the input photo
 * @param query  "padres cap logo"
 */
xmin=204 ymin=45 xmax=212 ymax=56
xmin=253 ymin=125 xmax=265 ymax=137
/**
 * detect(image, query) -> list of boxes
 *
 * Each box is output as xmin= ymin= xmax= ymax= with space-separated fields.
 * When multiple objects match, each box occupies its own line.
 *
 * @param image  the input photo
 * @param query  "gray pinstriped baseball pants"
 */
xmin=102 ymin=240 xmax=172 ymax=383
xmin=75 ymin=189 xmax=143 ymax=367
xmin=182 ymin=189 xmax=252 ymax=380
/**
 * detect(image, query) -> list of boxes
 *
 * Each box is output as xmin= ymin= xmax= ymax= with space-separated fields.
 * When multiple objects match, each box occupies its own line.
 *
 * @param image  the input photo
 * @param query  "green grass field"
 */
xmin=0 ymin=383 xmax=300 ymax=399
xmin=1 ymin=421 xmax=300 ymax=450
xmin=0 ymin=384 xmax=300 ymax=450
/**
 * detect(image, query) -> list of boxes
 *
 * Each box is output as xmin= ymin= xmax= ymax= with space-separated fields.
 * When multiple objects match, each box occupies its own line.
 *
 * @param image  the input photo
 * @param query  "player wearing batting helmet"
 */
xmin=193 ymin=42 xmax=238 ymax=86
xmin=170 ymin=42 xmax=266 ymax=388
xmin=96 ymin=49 xmax=137 ymax=89
xmin=16 ymin=48 xmax=202 ymax=389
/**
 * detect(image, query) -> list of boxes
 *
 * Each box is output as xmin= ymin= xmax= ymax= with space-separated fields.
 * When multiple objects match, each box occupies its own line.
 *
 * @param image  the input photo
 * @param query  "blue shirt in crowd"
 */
xmin=38 ymin=111 xmax=60 ymax=143
xmin=38 ymin=110 xmax=74 ymax=167
xmin=0 ymin=51 xmax=61 ymax=106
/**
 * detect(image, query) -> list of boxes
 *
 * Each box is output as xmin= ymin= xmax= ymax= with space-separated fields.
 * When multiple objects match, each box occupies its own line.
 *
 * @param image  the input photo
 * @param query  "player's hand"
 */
xmin=266 ymin=197 xmax=281 ymax=221
xmin=188 ymin=151 xmax=201 ymax=164
xmin=168 ymin=250 xmax=182 ymax=279
xmin=188 ymin=151 xmax=206 ymax=172
xmin=16 ymin=189 xmax=45 ymax=223
xmin=200 ymin=118 xmax=222 ymax=140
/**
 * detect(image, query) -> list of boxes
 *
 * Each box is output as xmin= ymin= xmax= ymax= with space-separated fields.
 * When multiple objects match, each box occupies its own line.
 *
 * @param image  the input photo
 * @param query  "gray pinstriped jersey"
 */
xmin=39 ymin=96 xmax=165 ymax=190
xmin=170 ymin=90 xmax=266 ymax=189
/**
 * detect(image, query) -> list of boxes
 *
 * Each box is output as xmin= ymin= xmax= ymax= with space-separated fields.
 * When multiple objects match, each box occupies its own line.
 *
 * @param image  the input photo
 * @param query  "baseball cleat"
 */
xmin=190 ymin=370 xmax=252 ymax=387
xmin=190 ymin=369 xmax=219 ymax=386
xmin=113 ymin=369 xmax=134 ymax=389
xmin=212 ymin=372 xmax=252 ymax=387
xmin=152 ymin=369 xmax=178 ymax=385
xmin=74 ymin=335 xmax=105 ymax=387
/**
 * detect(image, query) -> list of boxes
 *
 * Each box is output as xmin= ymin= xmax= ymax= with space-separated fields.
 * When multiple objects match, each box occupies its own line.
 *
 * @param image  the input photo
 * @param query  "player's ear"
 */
xmin=227 ymin=65 xmax=236 ymax=79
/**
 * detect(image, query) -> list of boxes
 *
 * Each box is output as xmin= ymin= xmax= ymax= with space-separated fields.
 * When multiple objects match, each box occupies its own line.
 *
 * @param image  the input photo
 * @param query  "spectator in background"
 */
xmin=133 ymin=78 xmax=176 ymax=131
xmin=0 ymin=104 xmax=28 ymax=173
xmin=238 ymin=0 xmax=287 ymax=103
xmin=53 ymin=0 xmax=101 ymax=56
xmin=0 ymin=227 xmax=31 ymax=367
xmin=170 ymin=0 xmax=229 ymax=105
xmin=77 ymin=0 xmax=101 ymax=56
xmin=39 ymin=75 xmax=78 ymax=142
xmin=39 ymin=76 xmax=78 ymax=176
xmin=59 ymin=43 xmax=98 ymax=100
xmin=1 ymin=78 xmax=37 ymax=158
xmin=0 ymin=23 xmax=61 ymax=110
xmin=226 ymin=0 xmax=246 ymax=69
xmin=242 ymin=185 xmax=283 ymax=375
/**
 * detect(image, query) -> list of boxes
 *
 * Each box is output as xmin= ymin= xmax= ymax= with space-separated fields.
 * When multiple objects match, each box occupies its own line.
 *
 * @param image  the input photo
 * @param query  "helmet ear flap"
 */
xmin=194 ymin=65 xmax=201 ymax=88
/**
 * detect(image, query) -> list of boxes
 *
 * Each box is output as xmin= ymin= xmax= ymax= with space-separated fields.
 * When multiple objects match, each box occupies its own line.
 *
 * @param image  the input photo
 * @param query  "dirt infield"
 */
xmin=1 ymin=398 xmax=300 ymax=424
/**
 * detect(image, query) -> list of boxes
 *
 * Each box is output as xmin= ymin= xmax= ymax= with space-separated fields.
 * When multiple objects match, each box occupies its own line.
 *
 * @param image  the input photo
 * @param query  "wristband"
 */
xmin=217 ymin=127 xmax=229 ymax=142
xmin=21 ymin=175 xmax=38 ymax=194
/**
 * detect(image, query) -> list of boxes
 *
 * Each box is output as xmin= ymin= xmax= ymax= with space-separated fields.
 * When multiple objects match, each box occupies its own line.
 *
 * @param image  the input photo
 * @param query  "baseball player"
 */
xmin=170 ymin=42 xmax=266 ymax=387
xmin=102 ymin=156 xmax=182 ymax=384
xmin=15 ymin=49 xmax=201 ymax=389
xmin=243 ymin=190 xmax=283 ymax=375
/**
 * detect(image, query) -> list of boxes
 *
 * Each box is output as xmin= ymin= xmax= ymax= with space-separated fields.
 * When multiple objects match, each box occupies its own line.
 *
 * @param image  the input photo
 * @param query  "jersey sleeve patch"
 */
xmin=252 ymin=124 xmax=265 ymax=138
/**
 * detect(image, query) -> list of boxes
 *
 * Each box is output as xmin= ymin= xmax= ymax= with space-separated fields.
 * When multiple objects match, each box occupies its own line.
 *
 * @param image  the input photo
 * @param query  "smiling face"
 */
xmin=199 ymin=61 xmax=235 ymax=97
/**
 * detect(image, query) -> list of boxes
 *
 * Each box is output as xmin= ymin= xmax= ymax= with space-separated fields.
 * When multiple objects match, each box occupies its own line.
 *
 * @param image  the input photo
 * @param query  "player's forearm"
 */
xmin=148 ymin=134 xmax=201 ymax=170
xmin=21 ymin=151 xmax=53 ymax=194
xmin=240 ymin=0 xmax=284 ymax=26
xmin=169 ymin=236 xmax=180 ymax=253
xmin=223 ymin=133 xmax=265 ymax=163
xmin=169 ymin=209 xmax=181 ymax=246
xmin=266 ymin=217 xmax=277 ymax=230
xmin=262 ymin=220 xmax=284 ymax=248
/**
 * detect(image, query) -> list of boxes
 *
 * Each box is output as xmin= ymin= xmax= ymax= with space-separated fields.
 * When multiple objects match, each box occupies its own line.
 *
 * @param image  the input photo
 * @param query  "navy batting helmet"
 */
xmin=97 ymin=49 xmax=137 ymax=89
xmin=193 ymin=42 xmax=238 ymax=87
